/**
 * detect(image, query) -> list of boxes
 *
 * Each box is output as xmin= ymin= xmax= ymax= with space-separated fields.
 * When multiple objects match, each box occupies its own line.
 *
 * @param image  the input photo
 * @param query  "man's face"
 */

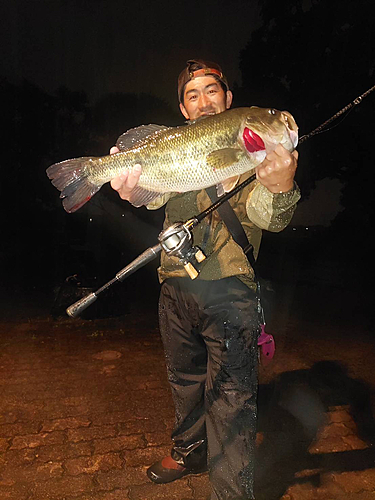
xmin=180 ymin=75 xmax=233 ymax=121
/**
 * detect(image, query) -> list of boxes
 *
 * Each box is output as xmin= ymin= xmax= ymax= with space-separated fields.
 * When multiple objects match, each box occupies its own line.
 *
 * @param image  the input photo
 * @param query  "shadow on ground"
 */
xmin=255 ymin=360 xmax=375 ymax=499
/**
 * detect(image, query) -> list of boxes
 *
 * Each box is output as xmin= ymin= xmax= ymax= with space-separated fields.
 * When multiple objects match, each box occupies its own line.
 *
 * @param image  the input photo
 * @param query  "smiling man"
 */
xmin=110 ymin=59 xmax=300 ymax=500
xmin=179 ymin=70 xmax=233 ymax=120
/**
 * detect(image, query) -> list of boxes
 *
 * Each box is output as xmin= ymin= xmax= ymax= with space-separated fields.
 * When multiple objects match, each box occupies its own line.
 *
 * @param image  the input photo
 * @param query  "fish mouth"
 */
xmin=243 ymin=128 xmax=266 ymax=153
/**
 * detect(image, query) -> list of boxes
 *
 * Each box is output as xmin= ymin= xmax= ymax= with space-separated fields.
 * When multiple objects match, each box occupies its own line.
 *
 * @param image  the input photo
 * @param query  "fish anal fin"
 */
xmin=128 ymin=186 xmax=163 ymax=207
xmin=206 ymin=148 xmax=244 ymax=170
xmin=116 ymin=124 xmax=171 ymax=151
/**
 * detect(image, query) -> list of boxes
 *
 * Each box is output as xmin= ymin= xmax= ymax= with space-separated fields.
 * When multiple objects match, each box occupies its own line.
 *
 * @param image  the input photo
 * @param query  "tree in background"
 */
xmin=238 ymin=0 xmax=374 ymax=235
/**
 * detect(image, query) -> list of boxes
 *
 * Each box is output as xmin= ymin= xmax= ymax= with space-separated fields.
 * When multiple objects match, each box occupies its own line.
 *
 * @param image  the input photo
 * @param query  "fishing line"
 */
xmin=299 ymin=83 xmax=375 ymax=144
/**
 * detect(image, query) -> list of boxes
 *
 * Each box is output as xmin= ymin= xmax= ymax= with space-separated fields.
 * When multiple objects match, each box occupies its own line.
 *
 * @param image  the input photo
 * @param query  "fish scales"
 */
xmin=97 ymin=109 xmax=243 ymax=191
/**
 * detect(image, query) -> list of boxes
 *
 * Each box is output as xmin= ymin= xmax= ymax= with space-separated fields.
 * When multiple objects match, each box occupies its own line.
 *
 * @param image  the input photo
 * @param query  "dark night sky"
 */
xmin=1 ymin=0 xmax=262 ymax=109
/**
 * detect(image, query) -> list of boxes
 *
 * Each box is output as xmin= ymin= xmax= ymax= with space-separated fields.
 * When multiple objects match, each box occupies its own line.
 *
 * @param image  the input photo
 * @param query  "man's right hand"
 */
xmin=109 ymin=146 xmax=142 ymax=201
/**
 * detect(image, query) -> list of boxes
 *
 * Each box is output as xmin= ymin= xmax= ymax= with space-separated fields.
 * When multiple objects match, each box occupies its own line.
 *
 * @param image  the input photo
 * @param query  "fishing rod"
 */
xmin=299 ymin=83 xmax=375 ymax=144
xmin=66 ymin=83 xmax=374 ymax=318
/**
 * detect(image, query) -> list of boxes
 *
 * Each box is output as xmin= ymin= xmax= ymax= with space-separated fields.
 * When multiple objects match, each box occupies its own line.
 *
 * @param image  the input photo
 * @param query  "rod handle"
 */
xmin=66 ymin=292 xmax=97 ymax=318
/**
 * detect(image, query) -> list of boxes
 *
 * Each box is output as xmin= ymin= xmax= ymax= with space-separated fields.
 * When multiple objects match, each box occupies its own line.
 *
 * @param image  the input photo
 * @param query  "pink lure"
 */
xmin=258 ymin=324 xmax=275 ymax=365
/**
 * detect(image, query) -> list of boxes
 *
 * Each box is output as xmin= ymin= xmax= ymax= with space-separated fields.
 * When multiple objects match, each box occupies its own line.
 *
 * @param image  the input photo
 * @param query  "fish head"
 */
xmin=240 ymin=107 xmax=298 ymax=157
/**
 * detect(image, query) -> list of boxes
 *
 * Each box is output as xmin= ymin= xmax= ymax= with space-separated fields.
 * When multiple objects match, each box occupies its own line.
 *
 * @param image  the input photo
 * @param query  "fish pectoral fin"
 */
xmin=206 ymin=148 xmax=245 ymax=170
xmin=116 ymin=124 xmax=171 ymax=151
xmin=127 ymin=186 xmax=164 ymax=207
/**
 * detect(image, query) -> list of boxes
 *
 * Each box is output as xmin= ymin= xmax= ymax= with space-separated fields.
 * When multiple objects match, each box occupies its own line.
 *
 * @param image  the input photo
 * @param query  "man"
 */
xmin=110 ymin=60 xmax=300 ymax=500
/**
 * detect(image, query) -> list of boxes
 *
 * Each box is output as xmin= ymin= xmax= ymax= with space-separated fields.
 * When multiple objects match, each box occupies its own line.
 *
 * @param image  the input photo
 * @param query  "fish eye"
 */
xmin=268 ymin=108 xmax=277 ymax=115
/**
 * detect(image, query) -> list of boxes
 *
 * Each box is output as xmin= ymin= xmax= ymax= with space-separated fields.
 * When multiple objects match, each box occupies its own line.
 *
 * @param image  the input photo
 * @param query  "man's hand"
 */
xmin=109 ymin=146 xmax=142 ymax=201
xmin=256 ymin=145 xmax=298 ymax=193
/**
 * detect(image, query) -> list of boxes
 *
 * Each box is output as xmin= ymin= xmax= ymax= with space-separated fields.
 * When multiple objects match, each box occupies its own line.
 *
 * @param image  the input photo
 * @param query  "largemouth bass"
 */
xmin=47 ymin=106 xmax=298 ymax=213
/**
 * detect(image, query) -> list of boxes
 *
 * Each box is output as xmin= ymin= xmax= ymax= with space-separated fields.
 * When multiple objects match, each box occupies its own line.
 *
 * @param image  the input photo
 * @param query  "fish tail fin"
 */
xmin=47 ymin=157 xmax=102 ymax=212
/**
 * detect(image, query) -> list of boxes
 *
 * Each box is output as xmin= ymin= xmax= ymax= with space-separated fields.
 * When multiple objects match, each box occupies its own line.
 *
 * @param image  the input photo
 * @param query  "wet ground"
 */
xmin=0 ymin=232 xmax=374 ymax=500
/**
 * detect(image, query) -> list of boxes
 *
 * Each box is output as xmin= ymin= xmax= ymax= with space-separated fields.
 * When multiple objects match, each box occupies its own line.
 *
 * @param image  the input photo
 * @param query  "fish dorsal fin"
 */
xmin=127 ymin=185 xmax=163 ymax=208
xmin=206 ymin=148 xmax=245 ymax=170
xmin=116 ymin=124 xmax=171 ymax=151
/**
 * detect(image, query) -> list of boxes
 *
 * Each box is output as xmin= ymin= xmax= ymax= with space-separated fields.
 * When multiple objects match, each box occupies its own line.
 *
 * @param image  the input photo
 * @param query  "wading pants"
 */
xmin=159 ymin=276 xmax=259 ymax=500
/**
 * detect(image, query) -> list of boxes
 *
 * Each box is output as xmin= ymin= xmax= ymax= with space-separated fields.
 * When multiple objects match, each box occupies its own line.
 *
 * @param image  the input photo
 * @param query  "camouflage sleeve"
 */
xmin=246 ymin=181 xmax=301 ymax=232
xmin=146 ymin=193 xmax=172 ymax=210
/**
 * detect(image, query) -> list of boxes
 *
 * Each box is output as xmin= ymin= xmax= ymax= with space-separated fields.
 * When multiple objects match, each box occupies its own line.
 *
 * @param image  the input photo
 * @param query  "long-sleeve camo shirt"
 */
xmin=147 ymin=171 xmax=300 ymax=290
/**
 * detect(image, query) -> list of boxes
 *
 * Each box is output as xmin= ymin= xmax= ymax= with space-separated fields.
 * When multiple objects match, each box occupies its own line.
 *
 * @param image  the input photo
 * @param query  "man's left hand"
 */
xmin=256 ymin=145 xmax=298 ymax=193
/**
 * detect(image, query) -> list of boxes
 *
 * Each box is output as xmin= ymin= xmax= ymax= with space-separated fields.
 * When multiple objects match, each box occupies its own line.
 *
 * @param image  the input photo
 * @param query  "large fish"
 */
xmin=47 ymin=106 xmax=298 ymax=212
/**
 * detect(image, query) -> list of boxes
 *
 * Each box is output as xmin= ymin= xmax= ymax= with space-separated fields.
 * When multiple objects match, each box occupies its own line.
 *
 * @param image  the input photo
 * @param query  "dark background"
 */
xmin=1 ymin=0 xmax=374 ymax=323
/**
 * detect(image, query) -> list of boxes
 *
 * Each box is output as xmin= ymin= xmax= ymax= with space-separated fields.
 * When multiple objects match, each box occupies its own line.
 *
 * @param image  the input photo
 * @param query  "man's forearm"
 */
xmin=246 ymin=181 xmax=301 ymax=232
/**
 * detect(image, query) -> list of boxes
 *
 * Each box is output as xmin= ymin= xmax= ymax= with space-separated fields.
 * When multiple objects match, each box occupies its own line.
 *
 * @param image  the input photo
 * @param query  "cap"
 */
xmin=178 ymin=59 xmax=229 ymax=103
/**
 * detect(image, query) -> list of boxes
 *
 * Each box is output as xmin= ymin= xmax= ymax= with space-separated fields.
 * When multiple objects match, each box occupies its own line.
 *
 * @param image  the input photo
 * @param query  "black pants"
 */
xmin=159 ymin=276 xmax=259 ymax=500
